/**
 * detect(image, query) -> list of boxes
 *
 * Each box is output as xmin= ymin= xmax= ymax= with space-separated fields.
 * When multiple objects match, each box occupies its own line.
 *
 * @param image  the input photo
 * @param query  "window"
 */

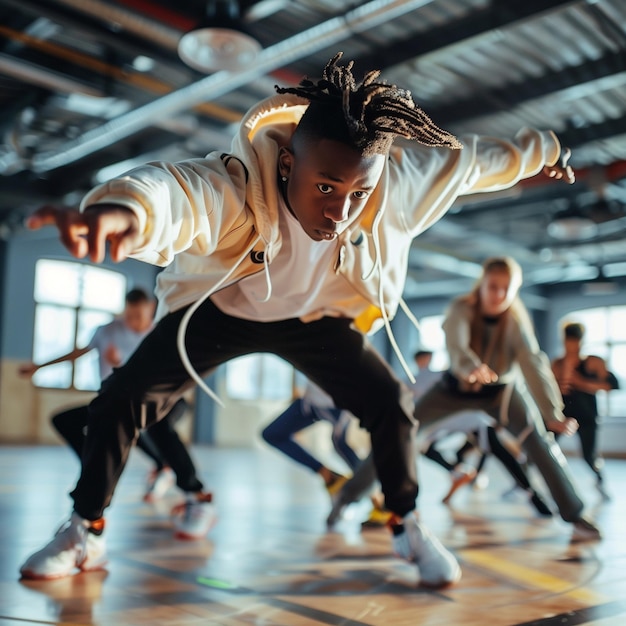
xmin=32 ymin=260 xmax=127 ymax=390
xmin=225 ymin=353 xmax=294 ymax=401
xmin=558 ymin=306 xmax=626 ymax=417
xmin=418 ymin=314 xmax=449 ymax=372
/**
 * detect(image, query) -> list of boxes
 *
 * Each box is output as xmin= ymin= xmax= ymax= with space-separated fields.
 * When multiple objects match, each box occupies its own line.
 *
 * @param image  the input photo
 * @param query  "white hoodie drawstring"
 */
xmin=398 ymin=297 xmax=422 ymax=333
xmin=379 ymin=285 xmax=416 ymax=384
xmin=255 ymin=238 xmax=273 ymax=302
xmin=176 ymin=235 xmax=262 ymax=407
xmin=360 ymin=210 xmax=384 ymax=281
xmin=177 ymin=212 xmax=422 ymax=404
xmin=367 ymin=211 xmax=417 ymax=384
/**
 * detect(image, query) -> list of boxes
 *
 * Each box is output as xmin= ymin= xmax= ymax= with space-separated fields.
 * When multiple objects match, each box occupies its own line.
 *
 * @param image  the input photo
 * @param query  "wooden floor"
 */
xmin=1 ymin=443 xmax=625 ymax=626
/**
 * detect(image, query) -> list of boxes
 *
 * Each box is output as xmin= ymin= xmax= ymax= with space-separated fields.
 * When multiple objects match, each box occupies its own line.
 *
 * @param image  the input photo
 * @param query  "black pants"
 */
xmin=424 ymin=427 xmax=533 ymax=490
xmin=52 ymin=399 xmax=203 ymax=492
xmin=71 ymin=300 xmax=417 ymax=520
xmin=556 ymin=417 xmax=603 ymax=480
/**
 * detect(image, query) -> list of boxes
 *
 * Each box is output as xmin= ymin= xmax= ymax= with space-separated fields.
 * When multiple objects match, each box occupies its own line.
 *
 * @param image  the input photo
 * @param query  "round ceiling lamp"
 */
xmin=547 ymin=207 xmax=598 ymax=241
xmin=178 ymin=0 xmax=262 ymax=73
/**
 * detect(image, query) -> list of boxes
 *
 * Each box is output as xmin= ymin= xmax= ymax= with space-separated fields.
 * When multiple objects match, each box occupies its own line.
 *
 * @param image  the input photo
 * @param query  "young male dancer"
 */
xmin=19 ymin=52 xmax=575 ymax=587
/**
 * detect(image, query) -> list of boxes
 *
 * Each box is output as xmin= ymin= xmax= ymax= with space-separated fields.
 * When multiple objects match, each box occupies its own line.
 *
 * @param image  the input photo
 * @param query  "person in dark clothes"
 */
xmin=551 ymin=321 xmax=619 ymax=500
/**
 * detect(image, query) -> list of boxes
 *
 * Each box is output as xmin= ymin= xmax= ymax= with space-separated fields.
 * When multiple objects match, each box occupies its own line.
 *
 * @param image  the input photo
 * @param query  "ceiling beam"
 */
xmin=430 ymin=52 xmax=626 ymax=124
xmin=559 ymin=115 xmax=626 ymax=149
xmin=352 ymin=0 xmax=578 ymax=74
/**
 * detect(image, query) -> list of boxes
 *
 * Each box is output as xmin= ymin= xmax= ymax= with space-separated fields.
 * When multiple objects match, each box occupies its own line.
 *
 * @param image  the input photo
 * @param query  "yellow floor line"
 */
xmin=459 ymin=548 xmax=609 ymax=604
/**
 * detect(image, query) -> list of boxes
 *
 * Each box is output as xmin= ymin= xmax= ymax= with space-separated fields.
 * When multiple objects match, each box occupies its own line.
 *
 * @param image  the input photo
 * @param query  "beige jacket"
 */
xmin=443 ymin=297 xmax=565 ymax=423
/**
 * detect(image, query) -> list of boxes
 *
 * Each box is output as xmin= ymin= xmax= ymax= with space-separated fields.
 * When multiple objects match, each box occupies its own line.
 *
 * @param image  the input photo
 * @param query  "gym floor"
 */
xmin=0 ymin=444 xmax=624 ymax=625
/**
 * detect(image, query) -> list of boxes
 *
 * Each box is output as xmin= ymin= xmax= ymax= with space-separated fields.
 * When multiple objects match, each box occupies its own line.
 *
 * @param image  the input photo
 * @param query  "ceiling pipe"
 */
xmin=426 ymin=219 xmax=547 ymax=264
xmin=0 ymin=53 xmax=232 ymax=175
xmin=27 ymin=0 xmax=436 ymax=173
xmin=0 ymin=0 xmax=180 ymax=69
xmin=541 ymin=237 xmax=626 ymax=265
xmin=50 ymin=0 xmax=183 ymax=51
xmin=0 ymin=53 xmax=102 ymax=96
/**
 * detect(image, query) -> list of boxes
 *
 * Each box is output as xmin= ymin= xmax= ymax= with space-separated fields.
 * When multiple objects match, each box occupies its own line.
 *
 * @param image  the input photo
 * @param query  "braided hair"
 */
xmin=275 ymin=52 xmax=462 ymax=156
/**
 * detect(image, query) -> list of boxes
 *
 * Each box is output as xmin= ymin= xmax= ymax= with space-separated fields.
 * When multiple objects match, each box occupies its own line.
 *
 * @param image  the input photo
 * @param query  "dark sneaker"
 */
xmin=596 ymin=480 xmax=611 ymax=502
xmin=529 ymin=491 xmax=553 ymax=517
xmin=571 ymin=516 xmax=602 ymax=542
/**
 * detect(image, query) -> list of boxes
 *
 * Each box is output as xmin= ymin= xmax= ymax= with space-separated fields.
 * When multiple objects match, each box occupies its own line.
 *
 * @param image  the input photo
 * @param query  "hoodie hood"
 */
xmin=228 ymin=93 xmax=311 ymax=259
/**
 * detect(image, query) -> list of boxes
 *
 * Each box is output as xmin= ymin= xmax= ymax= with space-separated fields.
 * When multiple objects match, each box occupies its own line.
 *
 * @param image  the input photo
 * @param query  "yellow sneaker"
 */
xmin=361 ymin=506 xmax=393 ymax=528
xmin=325 ymin=473 xmax=350 ymax=504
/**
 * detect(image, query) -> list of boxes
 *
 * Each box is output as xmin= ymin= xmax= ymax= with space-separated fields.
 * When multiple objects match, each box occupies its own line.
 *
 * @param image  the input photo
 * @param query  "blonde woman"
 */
xmin=414 ymin=257 xmax=600 ymax=541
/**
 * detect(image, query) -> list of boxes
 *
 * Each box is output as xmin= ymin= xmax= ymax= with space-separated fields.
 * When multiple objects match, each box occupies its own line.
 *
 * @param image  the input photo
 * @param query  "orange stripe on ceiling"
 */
xmin=116 ymin=0 xmax=197 ymax=31
xmin=116 ymin=0 xmax=302 ymax=85
xmin=0 ymin=25 xmax=241 ymax=124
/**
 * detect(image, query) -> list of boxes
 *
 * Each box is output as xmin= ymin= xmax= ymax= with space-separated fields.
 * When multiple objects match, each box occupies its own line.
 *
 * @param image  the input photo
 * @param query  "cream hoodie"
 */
xmin=80 ymin=93 xmax=562 ymax=382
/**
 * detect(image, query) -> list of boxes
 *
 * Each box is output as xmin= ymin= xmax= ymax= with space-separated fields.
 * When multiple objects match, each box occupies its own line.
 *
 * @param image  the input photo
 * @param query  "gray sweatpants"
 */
xmin=329 ymin=379 xmax=584 ymax=523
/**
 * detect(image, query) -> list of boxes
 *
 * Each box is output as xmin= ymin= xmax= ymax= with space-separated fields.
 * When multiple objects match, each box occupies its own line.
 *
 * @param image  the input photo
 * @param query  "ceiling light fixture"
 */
xmin=177 ymin=0 xmax=262 ymax=73
xmin=581 ymin=266 xmax=619 ymax=296
xmin=547 ymin=206 xmax=598 ymax=241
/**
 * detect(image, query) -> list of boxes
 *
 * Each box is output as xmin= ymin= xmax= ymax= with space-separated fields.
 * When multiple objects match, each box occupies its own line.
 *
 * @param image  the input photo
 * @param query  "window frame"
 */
xmin=31 ymin=259 xmax=127 ymax=391
xmin=557 ymin=305 xmax=626 ymax=418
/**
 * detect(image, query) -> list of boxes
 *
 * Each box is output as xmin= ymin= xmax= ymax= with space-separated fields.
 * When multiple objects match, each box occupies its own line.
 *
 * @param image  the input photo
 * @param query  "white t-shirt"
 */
xmin=211 ymin=199 xmax=365 ymax=322
xmin=87 ymin=318 xmax=152 ymax=380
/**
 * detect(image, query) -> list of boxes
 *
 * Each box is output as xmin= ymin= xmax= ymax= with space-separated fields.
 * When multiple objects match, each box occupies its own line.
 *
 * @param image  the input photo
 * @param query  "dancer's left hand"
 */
xmin=548 ymin=417 xmax=579 ymax=436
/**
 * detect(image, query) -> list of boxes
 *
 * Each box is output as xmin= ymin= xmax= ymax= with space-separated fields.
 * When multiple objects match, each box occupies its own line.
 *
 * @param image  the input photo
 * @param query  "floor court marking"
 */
xmin=459 ymin=548 xmax=608 ymax=604
xmin=513 ymin=599 xmax=626 ymax=625
xmin=116 ymin=542 xmax=483 ymax=620
xmin=114 ymin=556 xmax=384 ymax=625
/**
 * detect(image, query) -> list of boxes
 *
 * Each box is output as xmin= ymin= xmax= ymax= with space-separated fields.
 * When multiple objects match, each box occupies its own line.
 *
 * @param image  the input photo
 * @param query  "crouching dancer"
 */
xmin=19 ymin=52 xmax=574 ymax=588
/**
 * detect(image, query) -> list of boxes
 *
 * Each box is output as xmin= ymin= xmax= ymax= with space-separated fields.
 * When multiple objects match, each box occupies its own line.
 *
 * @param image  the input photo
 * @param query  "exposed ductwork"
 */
xmin=17 ymin=0 xmax=436 ymax=173
xmin=50 ymin=0 xmax=184 ymax=50
xmin=0 ymin=53 xmax=102 ymax=96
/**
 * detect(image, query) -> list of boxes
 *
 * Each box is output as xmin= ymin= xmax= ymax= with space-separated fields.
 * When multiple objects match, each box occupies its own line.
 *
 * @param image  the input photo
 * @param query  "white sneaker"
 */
xmin=472 ymin=473 xmax=490 ymax=490
xmin=391 ymin=513 xmax=461 ymax=588
xmin=171 ymin=493 xmax=217 ymax=540
xmin=144 ymin=467 xmax=176 ymax=502
xmin=20 ymin=513 xmax=107 ymax=580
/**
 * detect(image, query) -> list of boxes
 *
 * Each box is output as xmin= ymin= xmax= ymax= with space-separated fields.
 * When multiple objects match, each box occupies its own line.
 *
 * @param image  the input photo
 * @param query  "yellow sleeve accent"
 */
xmin=353 ymin=304 xmax=383 ymax=333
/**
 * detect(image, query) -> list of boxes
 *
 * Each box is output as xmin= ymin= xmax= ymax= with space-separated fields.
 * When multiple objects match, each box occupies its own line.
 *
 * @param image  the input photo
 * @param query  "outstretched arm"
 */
xmin=570 ymin=356 xmax=617 ymax=393
xmin=26 ymin=204 xmax=141 ymax=264
xmin=18 ymin=346 xmax=91 ymax=379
